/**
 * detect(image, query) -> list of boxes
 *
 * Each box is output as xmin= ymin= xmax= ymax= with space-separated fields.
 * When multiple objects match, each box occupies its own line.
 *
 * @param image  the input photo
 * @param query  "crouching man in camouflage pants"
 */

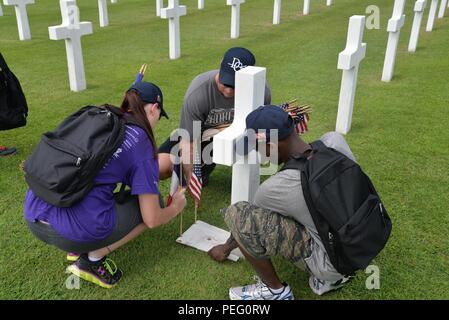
xmin=221 ymin=105 xmax=356 ymax=300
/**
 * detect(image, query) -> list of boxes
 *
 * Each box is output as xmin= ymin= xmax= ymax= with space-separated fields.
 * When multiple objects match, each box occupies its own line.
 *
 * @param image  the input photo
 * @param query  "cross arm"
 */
xmin=387 ymin=0 xmax=406 ymax=32
xmin=48 ymin=22 xmax=93 ymax=40
xmin=4 ymin=0 xmax=35 ymax=5
xmin=338 ymin=43 xmax=367 ymax=70
xmin=227 ymin=0 xmax=245 ymax=5
xmin=337 ymin=16 xmax=367 ymax=70
xmin=414 ymin=0 xmax=427 ymax=12
xmin=161 ymin=5 xmax=187 ymax=19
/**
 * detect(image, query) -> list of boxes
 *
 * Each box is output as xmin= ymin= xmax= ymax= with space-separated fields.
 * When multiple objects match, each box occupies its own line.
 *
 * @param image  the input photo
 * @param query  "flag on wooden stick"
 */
xmin=167 ymin=163 xmax=186 ymax=207
xmin=189 ymin=148 xmax=203 ymax=208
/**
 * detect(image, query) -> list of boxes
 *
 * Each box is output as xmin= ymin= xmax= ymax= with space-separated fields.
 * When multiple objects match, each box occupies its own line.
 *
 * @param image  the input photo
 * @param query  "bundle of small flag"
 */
xmin=134 ymin=63 xmax=148 ymax=84
xmin=279 ymin=99 xmax=312 ymax=135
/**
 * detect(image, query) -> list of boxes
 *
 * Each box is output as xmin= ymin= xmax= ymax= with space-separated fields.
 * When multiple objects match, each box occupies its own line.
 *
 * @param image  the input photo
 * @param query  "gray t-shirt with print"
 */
xmin=254 ymin=132 xmax=357 ymax=282
xmin=180 ymin=70 xmax=272 ymax=141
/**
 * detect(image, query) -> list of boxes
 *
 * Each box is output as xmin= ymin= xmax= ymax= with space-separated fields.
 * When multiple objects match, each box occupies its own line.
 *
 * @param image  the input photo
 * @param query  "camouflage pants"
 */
xmin=223 ymin=201 xmax=313 ymax=272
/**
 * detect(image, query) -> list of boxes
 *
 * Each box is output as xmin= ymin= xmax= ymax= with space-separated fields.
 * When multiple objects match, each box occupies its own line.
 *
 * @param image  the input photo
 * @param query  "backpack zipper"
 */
xmin=329 ymin=232 xmax=334 ymax=245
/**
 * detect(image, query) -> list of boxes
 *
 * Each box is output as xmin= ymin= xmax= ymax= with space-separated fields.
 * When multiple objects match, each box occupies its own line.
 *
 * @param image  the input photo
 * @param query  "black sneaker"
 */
xmin=66 ymin=254 xmax=122 ymax=289
xmin=0 ymin=146 xmax=17 ymax=157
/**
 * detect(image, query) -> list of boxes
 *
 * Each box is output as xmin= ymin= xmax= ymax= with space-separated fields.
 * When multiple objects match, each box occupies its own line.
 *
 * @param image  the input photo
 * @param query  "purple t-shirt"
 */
xmin=24 ymin=125 xmax=159 ymax=242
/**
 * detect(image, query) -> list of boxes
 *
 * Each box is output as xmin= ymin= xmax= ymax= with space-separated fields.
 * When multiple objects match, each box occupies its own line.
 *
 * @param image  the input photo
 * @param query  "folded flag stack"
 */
xmin=280 ymin=99 xmax=312 ymax=135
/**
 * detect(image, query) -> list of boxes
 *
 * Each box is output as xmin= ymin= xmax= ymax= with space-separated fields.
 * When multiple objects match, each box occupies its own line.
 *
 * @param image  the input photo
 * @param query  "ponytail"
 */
xmin=119 ymin=90 xmax=158 ymax=158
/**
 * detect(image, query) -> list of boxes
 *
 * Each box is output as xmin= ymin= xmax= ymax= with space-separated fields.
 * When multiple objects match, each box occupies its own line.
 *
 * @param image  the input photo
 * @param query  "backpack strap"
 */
xmin=115 ymin=183 xmax=130 ymax=205
xmin=281 ymin=155 xmax=307 ymax=172
xmin=310 ymin=140 xmax=326 ymax=152
xmin=100 ymin=104 xmax=144 ymax=128
xmin=281 ymin=139 xmax=326 ymax=172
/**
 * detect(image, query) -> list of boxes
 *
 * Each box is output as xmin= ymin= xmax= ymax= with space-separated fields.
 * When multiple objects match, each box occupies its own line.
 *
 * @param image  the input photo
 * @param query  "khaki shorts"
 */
xmin=223 ymin=201 xmax=313 ymax=272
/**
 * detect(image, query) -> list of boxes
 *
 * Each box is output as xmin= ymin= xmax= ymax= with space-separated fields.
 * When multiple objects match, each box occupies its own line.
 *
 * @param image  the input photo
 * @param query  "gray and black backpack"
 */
xmin=24 ymin=105 xmax=140 ymax=207
xmin=282 ymin=140 xmax=392 ymax=275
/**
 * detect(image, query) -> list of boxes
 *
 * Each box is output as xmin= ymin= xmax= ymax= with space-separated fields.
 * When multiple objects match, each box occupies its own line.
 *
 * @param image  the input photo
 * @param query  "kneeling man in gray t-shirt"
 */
xmin=221 ymin=105 xmax=356 ymax=300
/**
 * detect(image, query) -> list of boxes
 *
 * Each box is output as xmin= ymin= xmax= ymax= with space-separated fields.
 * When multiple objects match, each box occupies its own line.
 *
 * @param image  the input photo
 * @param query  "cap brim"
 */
xmin=160 ymin=109 xmax=169 ymax=119
xmin=219 ymin=71 xmax=235 ymax=88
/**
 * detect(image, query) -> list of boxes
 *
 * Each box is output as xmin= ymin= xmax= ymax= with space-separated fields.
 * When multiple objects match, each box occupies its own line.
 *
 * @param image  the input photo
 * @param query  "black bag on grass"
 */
xmin=0 ymin=52 xmax=28 ymax=131
xmin=282 ymin=140 xmax=392 ymax=275
xmin=24 ymin=105 xmax=139 ymax=207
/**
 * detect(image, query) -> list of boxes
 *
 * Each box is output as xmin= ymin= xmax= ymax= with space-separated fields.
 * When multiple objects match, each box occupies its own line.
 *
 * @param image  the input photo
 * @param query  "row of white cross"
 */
xmin=2 ymin=0 xmax=447 ymax=121
xmin=0 ymin=0 xmax=118 ymax=41
xmin=337 ymin=0 xmax=447 ymax=134
xmin=2 ymin=1 xmax=335 ymax=42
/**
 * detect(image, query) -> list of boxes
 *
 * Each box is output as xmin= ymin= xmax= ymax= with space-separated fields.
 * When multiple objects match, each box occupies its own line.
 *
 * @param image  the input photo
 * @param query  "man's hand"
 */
xmin=208 ymin=244 xmax=232 ymax=262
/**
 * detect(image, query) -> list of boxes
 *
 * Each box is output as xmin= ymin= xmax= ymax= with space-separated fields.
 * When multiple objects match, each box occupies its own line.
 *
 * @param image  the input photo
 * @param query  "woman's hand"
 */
xmin=171 ymin=187 xmax=187 ymax=213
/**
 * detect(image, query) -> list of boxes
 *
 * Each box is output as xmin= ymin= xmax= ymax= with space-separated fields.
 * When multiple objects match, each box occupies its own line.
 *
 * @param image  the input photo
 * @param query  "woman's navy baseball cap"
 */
xmin=128 ymin=81 xmax=169 ymax=119
xmin=236 ymin=105 xmax=295 ymax=155
xmin=219 ymin=47 xmax=256 ymax=88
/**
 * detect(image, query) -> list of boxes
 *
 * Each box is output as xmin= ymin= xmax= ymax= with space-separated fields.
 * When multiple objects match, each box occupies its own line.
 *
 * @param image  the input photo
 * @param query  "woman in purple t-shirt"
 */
xmin=24 ymin=82 xmax=187 ymax=288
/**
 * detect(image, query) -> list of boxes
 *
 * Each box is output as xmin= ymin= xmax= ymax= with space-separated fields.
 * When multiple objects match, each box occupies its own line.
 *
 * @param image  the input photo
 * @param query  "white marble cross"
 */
xmin=0 ymin=4 xmax=3 ymax=17
xmin=273 ymin=0 xmax=281 ymax=24
xmin=327 ymin=0 xmax=333 ymax=6
xmin=198 ymin=0 xmax=204 ymax=10
xmin=426 ymin=0 xmax=439 ymax=31
xmin=381 ymin=0 xmax=406 ymax=83
xmin=98 ymin=0 xmax=109 ymax=27
xmin=409 ymin=0 xmax=427 ymax=53
xmin=303 ymin=0 xmax=310 ymax=15
xmin=335 ymin=15 xmax=367 ymax=135
xmin=438 ymin=0 xmax=447 ymax=18
xmin=161 ymin=0 xmax=186 ymax=60
xmin=213 ymin=67 xmax=266 ymax=204
xmin=48 ymin=0 xmax=93 ymax=92
xmin=227 ymin=0 xmax=245 ymax=39
xmin=4 ymin=0 xmax=35 ymax=41
xmin=156 ymin=0 xmax=163 ymax=17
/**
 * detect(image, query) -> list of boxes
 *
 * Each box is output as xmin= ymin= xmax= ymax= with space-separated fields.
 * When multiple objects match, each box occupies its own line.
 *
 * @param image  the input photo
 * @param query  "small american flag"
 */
xmin=189 ymin=149 xmax=203 ymax=207
xmin=167 ymin=163 xmax=186 ymax=207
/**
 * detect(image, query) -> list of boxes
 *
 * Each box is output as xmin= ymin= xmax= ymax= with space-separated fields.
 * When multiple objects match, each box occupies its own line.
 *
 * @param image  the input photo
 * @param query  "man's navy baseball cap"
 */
xmin=128 ymin=81 xmax=169 ymax=119
xmin=236 ymin=105 xmax=295 ymax=155
xmin=219 ymin=47 xmax=256 ymax=88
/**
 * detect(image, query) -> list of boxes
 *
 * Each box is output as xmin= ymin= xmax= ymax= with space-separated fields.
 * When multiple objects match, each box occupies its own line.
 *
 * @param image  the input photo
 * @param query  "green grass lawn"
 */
xmin=1 ymin=0 xmax=448 ymax=300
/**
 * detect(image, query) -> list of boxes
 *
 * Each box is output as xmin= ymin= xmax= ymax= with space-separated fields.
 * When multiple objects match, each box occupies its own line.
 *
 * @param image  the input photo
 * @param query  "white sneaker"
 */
xmin=229 ymin=277 xmax=294 ymax=300
xmin=309 ymin=275 xmax=353 ymax=296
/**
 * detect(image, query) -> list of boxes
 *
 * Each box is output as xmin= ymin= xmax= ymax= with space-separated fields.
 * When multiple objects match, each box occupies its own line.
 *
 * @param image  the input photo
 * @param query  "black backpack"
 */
xmin=282 ymin=140 xmax=392 ymax=275
xmin=24 ymin=105 xmax=140 ymax=207
xmin=0 ymin=52 xmax=28 ymax=131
